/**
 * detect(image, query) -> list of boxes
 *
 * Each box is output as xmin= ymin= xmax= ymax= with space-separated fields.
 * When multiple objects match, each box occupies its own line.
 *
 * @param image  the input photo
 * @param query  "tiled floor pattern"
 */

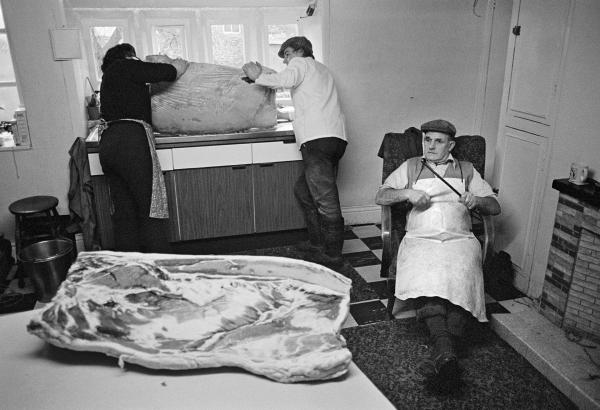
xmin=341 ymin=224 xmax=600 ymax=410
xmin=339 ymin=223 xmax=520 ymax=329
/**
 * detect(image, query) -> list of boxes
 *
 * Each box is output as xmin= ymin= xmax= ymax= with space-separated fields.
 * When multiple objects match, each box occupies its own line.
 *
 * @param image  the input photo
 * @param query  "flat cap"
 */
xmin=420 ymin=119 xmax=456 ymax=138
xmin=278 ymin=36 xmax=313 ymax=58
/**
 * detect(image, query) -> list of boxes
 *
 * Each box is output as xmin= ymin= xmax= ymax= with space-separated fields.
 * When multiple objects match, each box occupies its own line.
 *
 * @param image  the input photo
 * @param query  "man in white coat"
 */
xmin=375 ymin=119 xmax=500 ymax=382
xmin=243 ymin=37 xmax=347 ymax=269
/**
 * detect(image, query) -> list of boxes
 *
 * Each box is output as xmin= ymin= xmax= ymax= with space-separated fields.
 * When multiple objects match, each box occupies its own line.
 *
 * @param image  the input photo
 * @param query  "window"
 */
xmin=66 ymin=3 xmax=316 ymax=110
xmin=152 ymin=25 xmax=187 ymax=59
xmin=210 ymin=24 xmax=245 ymax=67
xmin=223 ymin=24 xmax=241 ymax=34
xmin=267 ymin=24 xmax=298 ymax=73
xmin=0 ymin=4 xmax=23 ymax=148
xmin=89 ymin=26 xmax=124 ymax=80
xmin=267 ymin=24 xmax=299 ymax=103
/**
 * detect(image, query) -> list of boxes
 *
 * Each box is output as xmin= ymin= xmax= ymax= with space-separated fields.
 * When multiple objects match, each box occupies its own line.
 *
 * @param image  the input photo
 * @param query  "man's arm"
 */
xmin=460 ymin=193 xmax=501 ymax=215
xmin=460 ymin=168 xmax=501 ymax=215
xmin=243 ymin=58 xmax=305 ymax=89
xmin=375 ymin=186 xmax=431 ymax=209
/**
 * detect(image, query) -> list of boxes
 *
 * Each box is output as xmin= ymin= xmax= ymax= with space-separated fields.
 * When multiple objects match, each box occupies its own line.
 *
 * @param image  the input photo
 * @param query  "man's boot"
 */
xmin=417 ymin=314 xmax=459 ymax=380
xmin=310 ymin=218 xmax=345 ymax=269
xmin=447 ymin=305 xmax=470 ymax=357
xmin=296 ymin=209 xmax=324 ymax=253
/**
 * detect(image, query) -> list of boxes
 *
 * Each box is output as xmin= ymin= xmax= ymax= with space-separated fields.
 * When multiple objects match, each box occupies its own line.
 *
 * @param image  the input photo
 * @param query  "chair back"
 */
xmin=377 ymin=129 xmax=487 ymax=277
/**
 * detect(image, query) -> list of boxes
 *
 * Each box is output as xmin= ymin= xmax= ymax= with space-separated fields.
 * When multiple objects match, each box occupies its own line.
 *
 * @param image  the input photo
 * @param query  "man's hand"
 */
xmin=242 ymin=61 xmax=263 ymax=81
xmin=460 ymin=192 xmax=479 ymax=210
xmin=407 ymin=190 xmax=431 ymax=209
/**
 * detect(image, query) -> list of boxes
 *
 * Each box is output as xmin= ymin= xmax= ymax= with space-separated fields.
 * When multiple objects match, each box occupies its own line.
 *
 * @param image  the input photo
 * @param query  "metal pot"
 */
xmin=20 ymin=239 xmax=74 ymax=302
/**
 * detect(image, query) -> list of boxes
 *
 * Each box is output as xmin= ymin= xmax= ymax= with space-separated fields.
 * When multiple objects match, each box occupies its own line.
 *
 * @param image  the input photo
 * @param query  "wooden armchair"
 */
xmin=377 ymin=128 xmax=495 ymax=317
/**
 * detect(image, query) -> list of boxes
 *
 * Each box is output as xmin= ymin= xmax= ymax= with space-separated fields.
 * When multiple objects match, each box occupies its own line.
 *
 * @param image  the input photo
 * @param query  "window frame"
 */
xmin=67 ymin=4 xmax=312 ymax=110
xmin=0 ymin=2 xmax=29 ymax=150
xmin=76 ymin=13 xmax=135 ymax=89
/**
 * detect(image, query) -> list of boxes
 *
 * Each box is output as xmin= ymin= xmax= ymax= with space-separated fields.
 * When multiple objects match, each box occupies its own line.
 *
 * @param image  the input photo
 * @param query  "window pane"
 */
xmin=0 ymin=6 xmax=5 ymax=30
xmin=266 ymin=24 xmax=298 ymax=72
xmin=0 ymin=86 xmax=20 ymax=121
xmin=211 ymin=24 xmax=245 ymax=67
xmin=153 ymin=25 xmax=186 ymax=59
xmin=223 ymin=24 xmax=240 ymax=34
xmin=90 ymin=26 xmax=124 ymax=78
xmin=0 ymin=34 xmax=16 ymax=82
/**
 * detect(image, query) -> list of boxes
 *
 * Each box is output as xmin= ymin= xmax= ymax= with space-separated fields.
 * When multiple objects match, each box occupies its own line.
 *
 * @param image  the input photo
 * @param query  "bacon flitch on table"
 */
xmin=27 ymin=251 xmax=353 ymax=383
xmin=146 ymin=55 xmax=277 ymax=135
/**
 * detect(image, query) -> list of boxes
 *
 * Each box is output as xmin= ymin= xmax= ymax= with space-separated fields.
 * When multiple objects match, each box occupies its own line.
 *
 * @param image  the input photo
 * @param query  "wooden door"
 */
xmin=494 ymin=128 xmax=549 ymax=291
xmin=493 ymin=0 xmax=571 ymax=293
xmin=171 ymin=166 xmax=254 ymax=240
xmin=504 ymin=0 xmax=571 ymax=132
xmin=253 ymin=161 xmax=306 ymax=233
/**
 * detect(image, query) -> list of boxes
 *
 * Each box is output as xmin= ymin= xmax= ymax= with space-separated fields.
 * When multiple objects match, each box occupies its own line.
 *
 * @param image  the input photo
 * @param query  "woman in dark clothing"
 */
xmin=98 ymin=43 xmax=187 ymax=253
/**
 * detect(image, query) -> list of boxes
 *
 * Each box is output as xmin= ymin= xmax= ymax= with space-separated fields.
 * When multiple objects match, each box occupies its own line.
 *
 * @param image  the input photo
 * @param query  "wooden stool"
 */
xmin=9 ymin=195 xmax=60 ymax=287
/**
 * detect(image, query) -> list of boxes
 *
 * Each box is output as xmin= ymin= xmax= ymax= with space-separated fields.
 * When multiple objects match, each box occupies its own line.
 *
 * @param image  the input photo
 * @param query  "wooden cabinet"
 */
xmin=92 ymin=159 xmax=306 ymax=248
xmin=90 ymin=175 xmax=114 ymax=249
xmin=253 ymin=161 xmax=305 ymax=233
xmin=168 ymin=166 xmax=255 ymax=241
xmin=91 ymin=174 xmax=180 ymax=249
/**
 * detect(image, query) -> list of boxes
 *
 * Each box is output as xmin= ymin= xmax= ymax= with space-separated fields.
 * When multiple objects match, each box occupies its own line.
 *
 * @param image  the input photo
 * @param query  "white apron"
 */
xmin=395 ymin=176 xmax=487 ymax=322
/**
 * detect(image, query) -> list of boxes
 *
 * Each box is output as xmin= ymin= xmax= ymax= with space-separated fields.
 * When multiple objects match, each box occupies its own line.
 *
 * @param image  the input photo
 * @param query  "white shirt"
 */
xmin=255 ymin=57 xmax=347 ymax=146
xmin=381 ymin=154 xmax=496 ymax=198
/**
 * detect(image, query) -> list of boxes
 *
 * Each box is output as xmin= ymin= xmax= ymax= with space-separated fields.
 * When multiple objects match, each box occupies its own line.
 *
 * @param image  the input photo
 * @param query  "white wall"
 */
xmin=327 ymin=0 xmax=502 ymax=223
xmin=529 ymin=0 xmax=600 ymax=296
xmin=0 ymin=0 xmax=86 ymax=241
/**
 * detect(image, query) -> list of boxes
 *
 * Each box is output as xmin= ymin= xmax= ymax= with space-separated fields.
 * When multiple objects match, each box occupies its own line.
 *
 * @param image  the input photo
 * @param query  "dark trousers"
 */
xmin=415 ymin=296 xmax=470 ymax=339
xmin=99 ymin=122 xmax=171 ymax=253
xmin=295 ymin=137 xmax=347 ymax=256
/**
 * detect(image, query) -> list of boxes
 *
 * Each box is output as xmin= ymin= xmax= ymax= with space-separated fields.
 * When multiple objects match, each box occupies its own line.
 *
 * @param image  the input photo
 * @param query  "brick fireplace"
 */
xmin=540 ymin=179 xmax=600 ymax=342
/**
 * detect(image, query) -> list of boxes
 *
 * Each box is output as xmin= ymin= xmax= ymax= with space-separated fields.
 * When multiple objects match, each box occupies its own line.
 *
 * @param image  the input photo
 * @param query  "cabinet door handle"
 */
xmin=259 ymin=163 xmax=275 ymax=167
xmin=231 ymin=165 xmax=247 ymax=170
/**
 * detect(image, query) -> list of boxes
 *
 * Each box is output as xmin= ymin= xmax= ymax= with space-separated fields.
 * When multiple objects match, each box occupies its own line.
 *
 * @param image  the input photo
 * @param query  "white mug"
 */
xmin=569 ymin=162 xmax=589 ymax=185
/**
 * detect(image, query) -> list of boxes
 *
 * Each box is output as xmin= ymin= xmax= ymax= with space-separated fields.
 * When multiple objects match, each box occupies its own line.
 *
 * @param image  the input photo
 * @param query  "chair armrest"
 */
xmin=380 ymin=205 xmax=393 ymax=278
xmin=481 ymin=214 xmax=495 ymax=265
xmin=381 ymin=205 xmax=392 ymax=257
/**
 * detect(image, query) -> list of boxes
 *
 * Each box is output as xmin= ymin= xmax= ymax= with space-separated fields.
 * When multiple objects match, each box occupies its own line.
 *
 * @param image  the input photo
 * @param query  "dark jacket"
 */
xmin=68 ymin=137 xmax=100 ymax=250
xmin=100 ymin=59 xmax=176 ymax=124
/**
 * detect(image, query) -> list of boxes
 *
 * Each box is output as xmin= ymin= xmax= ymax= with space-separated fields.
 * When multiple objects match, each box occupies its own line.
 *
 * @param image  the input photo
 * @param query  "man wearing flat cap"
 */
xmin=375 ymin=119 xmax=500 ymax=383
xmin=242 ymin=37 xmax=347 ymax=269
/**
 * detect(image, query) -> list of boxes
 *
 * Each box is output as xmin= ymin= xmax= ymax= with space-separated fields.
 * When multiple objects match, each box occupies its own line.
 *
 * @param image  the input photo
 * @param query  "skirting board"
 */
xmin=341 ymin=205 xmax=381 ymax=226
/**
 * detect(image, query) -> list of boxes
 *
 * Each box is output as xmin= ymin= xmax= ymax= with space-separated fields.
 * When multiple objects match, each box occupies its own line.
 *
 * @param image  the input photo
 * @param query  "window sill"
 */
xmin=0 ymin=145 xmax=32 ymax=152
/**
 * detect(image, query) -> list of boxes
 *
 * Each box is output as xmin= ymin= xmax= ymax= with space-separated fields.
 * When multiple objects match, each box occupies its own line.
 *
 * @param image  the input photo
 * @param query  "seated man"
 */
xmin=375 ymin=119 xmax=500 ymax=381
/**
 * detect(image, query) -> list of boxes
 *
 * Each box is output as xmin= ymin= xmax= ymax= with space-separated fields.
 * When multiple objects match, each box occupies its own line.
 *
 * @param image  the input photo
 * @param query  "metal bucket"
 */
xmin=20 ymin=239 xmax=74 ymax=302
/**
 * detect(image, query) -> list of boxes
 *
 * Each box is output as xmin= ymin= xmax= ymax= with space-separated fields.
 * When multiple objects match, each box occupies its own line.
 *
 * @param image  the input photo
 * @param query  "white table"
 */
xmin=0 ymin=310 xmax=394 ymax=410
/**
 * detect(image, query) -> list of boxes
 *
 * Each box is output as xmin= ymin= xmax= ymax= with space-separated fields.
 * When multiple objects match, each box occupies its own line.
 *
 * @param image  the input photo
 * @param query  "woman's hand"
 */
xmin=170 ymin=58 xmax=189 ymax=80
xmin=242 ymin=61 xmax=263 ymax=81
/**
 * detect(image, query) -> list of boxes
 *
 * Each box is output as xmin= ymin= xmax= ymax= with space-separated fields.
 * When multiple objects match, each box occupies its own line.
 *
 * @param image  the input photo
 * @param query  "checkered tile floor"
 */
xmin=340 ymin=224 xmax=525 ymax=329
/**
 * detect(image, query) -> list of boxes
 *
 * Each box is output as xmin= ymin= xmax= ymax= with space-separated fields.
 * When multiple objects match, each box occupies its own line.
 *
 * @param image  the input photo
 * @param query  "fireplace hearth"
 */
xmin=540 ymin=178 xmax=600 ymax=342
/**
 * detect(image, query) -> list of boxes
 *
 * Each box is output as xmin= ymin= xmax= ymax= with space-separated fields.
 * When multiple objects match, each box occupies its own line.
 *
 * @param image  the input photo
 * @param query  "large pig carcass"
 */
xmin=146 ymin=55 xmax=277 ymax=135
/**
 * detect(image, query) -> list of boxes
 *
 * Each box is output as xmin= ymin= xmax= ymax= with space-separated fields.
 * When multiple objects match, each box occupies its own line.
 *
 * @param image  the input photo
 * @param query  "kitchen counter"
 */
xmin=86 ymin=121 xmax=295 ymax=152
xmin=0 ymin=310 xmax=394 ymax=410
